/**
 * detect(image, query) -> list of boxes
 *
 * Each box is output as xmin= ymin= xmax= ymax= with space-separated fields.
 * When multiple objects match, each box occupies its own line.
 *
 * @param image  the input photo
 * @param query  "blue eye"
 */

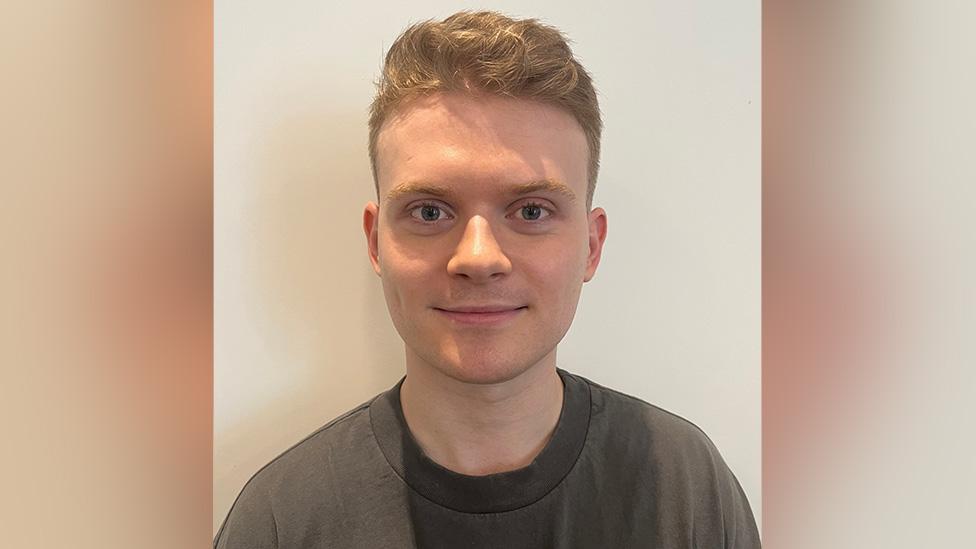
xmin=518 ymin=202 xmax=551 ymax=221
xmin=521 ymin=204 xmax=542 ymax=220
xmin=410 ymin=202 xmax=449 ymax=223
xmin=420 ymin=205 xmax=440 ymax=221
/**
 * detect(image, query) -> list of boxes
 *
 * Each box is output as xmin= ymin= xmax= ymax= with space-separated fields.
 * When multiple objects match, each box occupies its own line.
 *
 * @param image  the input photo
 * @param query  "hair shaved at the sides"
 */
xmin=368 ymin=11 xmax=602 ymax=206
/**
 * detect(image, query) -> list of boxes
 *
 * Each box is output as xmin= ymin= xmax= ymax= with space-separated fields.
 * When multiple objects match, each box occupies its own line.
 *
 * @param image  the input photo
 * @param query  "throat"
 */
xmin=399 ymin=367 xmax=565 ymax=476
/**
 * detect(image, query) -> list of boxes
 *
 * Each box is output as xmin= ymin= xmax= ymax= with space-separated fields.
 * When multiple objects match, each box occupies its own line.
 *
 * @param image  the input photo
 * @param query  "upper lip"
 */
xmin=435 ymin=305 xmax=526 ymax=313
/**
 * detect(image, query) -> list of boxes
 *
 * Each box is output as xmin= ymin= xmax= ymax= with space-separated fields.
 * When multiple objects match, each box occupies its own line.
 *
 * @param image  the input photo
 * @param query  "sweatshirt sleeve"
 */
xmin=213 ymin=477 xmax=279 ymax=549
xmin=722 ymin=468 xmax=762 ymax=548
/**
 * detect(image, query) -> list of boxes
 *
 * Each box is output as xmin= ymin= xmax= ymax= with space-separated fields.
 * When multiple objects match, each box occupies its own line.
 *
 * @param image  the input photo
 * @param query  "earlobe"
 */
xmin=583 ymin=207 xmax=608 ymax=283
xmin=363 ymin=202 xmax=382 ymax=277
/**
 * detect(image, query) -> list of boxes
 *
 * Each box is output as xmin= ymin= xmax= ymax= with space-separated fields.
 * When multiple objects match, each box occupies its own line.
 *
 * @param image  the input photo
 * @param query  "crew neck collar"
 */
xmin=369 ymin=368 xmax=592 ymax=514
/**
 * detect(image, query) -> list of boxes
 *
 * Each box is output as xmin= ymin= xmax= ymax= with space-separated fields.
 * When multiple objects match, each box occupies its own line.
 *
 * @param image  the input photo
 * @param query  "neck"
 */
xmin=399 ymin=352 xmax=564 ymax=476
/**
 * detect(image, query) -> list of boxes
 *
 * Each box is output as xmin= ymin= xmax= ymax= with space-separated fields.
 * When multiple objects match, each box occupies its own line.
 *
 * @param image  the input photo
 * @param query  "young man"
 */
xmin=215 ymin=11 xmax=760 ymax=548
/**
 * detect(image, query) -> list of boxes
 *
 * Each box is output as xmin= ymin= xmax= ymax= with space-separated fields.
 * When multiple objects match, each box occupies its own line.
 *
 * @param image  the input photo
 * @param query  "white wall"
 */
xmin=215 ymin=0 xmax=760 ymax=534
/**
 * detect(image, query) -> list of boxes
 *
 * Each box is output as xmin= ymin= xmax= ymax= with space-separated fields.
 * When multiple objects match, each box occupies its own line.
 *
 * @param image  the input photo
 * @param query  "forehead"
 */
xmin=374 ymin=93 xmax=589 ymax=201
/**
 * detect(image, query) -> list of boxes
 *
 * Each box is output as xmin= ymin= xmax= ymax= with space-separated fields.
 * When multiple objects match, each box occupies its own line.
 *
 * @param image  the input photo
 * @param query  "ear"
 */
xmin=363 ymin=201 xmax=381 ymax=276
xmin=583 ymin=207 xmax=608 ymax=282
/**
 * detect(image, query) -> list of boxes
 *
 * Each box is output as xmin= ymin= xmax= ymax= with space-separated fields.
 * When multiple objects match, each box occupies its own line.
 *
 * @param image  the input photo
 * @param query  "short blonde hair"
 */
xmin=368 ymin=11 xmax=602 ymax=205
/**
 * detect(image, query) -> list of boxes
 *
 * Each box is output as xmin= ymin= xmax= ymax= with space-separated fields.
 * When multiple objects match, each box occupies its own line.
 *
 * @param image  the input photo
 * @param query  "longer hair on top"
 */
xmin=368 ymin=11 xmax=602 ymax=205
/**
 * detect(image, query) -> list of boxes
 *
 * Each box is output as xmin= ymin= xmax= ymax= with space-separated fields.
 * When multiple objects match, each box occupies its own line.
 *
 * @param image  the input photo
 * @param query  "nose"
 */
xmin=447 ymin=215 xmax=512 ymax=282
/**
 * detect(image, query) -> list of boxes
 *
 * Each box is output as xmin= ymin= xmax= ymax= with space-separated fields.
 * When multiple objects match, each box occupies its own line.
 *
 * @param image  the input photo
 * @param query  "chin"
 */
xmin=443 ymin=365 xmax=526 ymax=385
xmin=432 ymin=348 xmax=550 ymax=386
xmin=402 ymin=329 xmax=560 ymax=386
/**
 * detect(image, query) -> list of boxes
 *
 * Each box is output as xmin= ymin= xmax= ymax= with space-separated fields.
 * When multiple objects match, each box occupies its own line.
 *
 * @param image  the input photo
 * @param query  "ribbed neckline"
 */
xmin=369 ymin=369 xmax=592 ymax=514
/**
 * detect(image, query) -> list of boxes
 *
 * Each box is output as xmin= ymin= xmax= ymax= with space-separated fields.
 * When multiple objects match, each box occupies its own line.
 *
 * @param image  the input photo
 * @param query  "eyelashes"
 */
xmin=408 ymin=201 xmax=554 ymax=224
xmin=410 ymin=202 xmax=449 ymax=223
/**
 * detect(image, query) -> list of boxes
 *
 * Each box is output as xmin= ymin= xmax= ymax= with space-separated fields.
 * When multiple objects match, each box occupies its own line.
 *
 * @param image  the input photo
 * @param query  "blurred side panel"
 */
xmin=764 ymin=0 xmax=975 ymax=547
xmin=0 ymin=1 xmax=212 ymax=547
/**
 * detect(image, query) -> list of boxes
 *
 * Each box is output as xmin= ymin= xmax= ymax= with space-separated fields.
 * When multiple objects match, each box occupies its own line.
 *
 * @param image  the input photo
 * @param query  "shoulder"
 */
xmin=572 ymin=372 xmax=740 ymax=502
xmin=253 ymin=397 xmax=374 ymax=490
xmin=214 ymin=396 xmax=378 ymax=547
xmin=577 ymin=373 xmax=722 ymax=459
xmin=570 ymin=372 xmax=761 ymax=547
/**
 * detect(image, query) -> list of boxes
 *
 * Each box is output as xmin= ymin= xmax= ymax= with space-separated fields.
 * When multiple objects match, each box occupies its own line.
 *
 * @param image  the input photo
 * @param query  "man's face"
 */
xmin=364 ymin=93 xmax=607 ymax=385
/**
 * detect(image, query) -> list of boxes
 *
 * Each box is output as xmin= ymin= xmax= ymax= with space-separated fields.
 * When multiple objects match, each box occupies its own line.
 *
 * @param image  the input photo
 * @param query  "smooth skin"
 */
xmin=363 ymin=92 xmax=607 ymax=475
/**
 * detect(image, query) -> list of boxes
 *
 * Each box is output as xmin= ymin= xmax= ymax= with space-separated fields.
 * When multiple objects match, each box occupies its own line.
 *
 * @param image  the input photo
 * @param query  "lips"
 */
xmin=433 ymin=305 xmax=527 ymax=325
xmin=437 ymin=305 xmax=526 ymax=313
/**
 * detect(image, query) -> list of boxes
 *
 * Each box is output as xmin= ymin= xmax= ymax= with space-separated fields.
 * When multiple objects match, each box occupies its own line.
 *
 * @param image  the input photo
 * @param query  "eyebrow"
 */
xmin=384 ymin=178 xmax=578 ymax=203
xmin=384 ymin=182 xmax=453 ymax=203
xmin=510 ymin=179 xmax=579 ymax=202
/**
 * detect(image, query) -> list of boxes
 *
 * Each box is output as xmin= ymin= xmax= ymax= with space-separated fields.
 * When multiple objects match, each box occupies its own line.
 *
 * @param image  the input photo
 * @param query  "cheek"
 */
xmin=378 ymin=237 xmax=440 ymax=309
xmin=536 ymin=231 xmax=589 ymax=274
xmin=522 ymin=242 xmax=588 ymax=302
